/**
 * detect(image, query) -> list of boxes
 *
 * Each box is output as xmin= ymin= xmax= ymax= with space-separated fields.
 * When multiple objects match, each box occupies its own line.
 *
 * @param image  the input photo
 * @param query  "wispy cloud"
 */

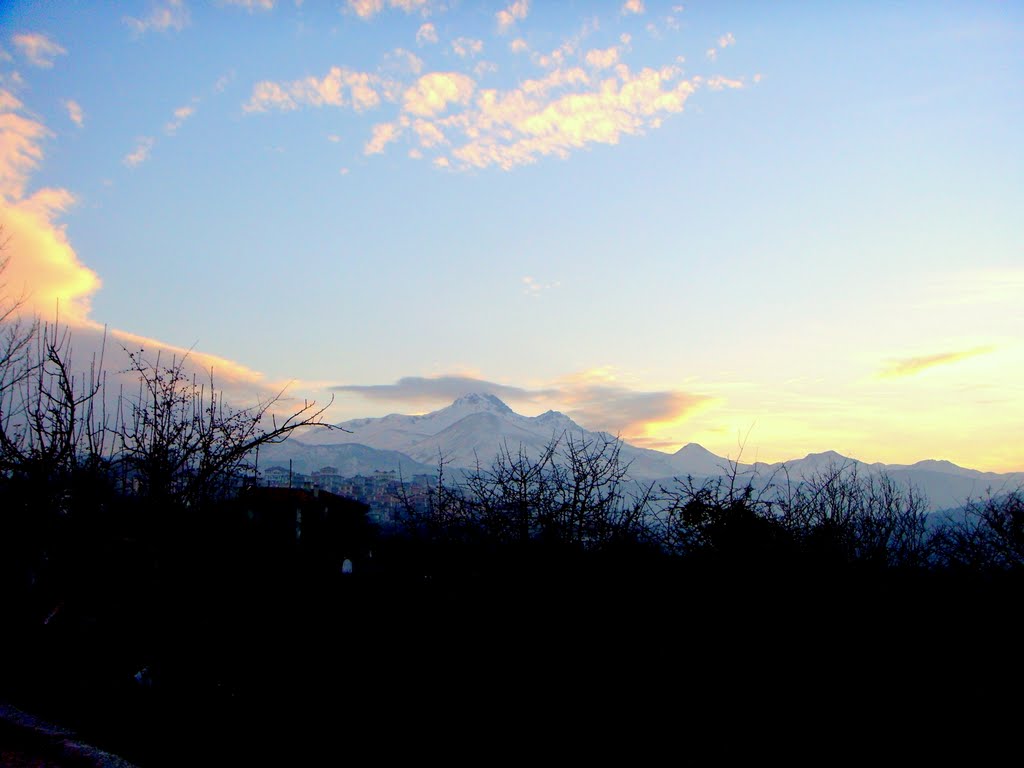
xmin=124 ymin=1 xmax=191 ymax=34
xmin=706 ymin=32 xmax=735 ymax=61
xmin=703 ymin=74 xmax=744 ymax=91
xmin=522 ymin=275 xmax=559 ymax=297
xmin=621 ymin=0 xmax=644 ymax=15
xmin=416 ymin=23 xmax=438 ymax=45
xmin=385 ymin=48 xmax=424 ymax=76
xmin=224 ymin=0 xmax=276 ymax=10
xmin=12 ymin=33 xmax=67 ymax=68
xmin=245 ymin=66 xmax=383 ymax=113
xmin=363 ymin=121 xmax=401 ymax=154
xmin=584 ymin=46 xmax=620 ymax=70
xmin=562 ymin=384 xmax=710 ymax=439
xmin=244 ymin=20 xmax=745 ymax=170
xmin=1 ymin=89 xmax=49 ymax=200
xmin=496 ymin=0 xmax=529 ymax=34
xmin=164 ymin=104 xmax=195 ymax=134
xmin=452 ymin=37 xmax=484 ymax=59
xmin=64 ymin=99 xmax=84 ymax=127
xmin=879 ymin=346 xmax=996 ymax=378
xmin=333 ymin=376 xmax=553 ymax=404
xmin=123 ymin=137 xmax=155 ymax=167
xmin=347 ymin=0 xmax=430 ymax=20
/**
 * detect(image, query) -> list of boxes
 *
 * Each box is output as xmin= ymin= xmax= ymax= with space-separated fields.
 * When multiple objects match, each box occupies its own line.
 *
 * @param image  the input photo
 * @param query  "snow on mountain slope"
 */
xmin=285 ymin=393 xmax=1020 ymax=506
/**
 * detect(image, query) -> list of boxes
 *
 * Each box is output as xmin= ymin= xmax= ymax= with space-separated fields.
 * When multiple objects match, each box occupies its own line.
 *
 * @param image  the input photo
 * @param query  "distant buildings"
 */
xmin=257 ymin=465 xmax=436 ymax=524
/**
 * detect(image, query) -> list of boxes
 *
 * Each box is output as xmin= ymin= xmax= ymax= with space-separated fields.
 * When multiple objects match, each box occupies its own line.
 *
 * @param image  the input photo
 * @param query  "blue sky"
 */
xmin=1 ymin=1 xmax=1021 ymax=471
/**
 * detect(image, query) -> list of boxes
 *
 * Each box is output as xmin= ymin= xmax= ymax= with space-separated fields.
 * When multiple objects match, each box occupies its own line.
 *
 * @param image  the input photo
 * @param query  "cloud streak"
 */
xmin=12 ymin=33 xmax=67 ymax=68
xmin=879 ymin=346 xmax=996 ymax=378
xmin=123 ymin=137 xmax=154 ymax=167
xmin=244 ymin=66 xmax=383 ymax=113
xmin=64 ymin=100 xmax=84 ymax=127
xmin=333 ymin=376 xmax=554 ymax=404
xmin=347 ymin=0 xmax=430 ymax=20
xmin=164 ymin=104 xmax=195 ymax=134
xmin=124 ymin=1 xmax=191 ymax=34
xmin=331 ymin=371 xmax=712 ymax=442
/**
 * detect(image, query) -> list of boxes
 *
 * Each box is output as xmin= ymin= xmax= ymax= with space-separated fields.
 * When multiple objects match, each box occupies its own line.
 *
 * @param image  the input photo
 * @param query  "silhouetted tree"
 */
xmin=410 ymin=431 xmax=654 ymax=552
xmin=937 ymin=488 xmax=1024 ymax=571
xmin=111 ymin=348 xmax=335 ymax=508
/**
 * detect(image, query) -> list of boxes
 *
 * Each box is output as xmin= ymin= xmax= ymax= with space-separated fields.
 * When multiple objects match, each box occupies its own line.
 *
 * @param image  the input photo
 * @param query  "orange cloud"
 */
xmin=879 ymin=346 xmax=997 ymax=378
xmin=621 ymin=1 xmax=644 ymax=15
xmin=0 ymin=90 xmax=99 ymax=324
xmin=0 ymin=90 xmax=294 ymax=409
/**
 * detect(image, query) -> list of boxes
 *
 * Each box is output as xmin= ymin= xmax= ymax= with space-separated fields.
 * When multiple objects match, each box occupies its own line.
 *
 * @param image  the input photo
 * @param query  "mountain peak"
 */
xmin=675 ymin=442 xmax=715 ymax=457
xmin=449 ymin=392 xmax=513 ymax=414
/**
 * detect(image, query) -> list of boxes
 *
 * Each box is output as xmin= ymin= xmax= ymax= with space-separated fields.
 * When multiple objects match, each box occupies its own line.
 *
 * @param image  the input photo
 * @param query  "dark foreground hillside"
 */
xmin=3 ymin=502 xmax=1022 ymax=766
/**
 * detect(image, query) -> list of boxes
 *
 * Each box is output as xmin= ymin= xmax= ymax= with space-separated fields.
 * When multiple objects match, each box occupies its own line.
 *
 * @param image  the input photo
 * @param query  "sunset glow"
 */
xmin=0 ymin=1 xmax=1020 ymax=471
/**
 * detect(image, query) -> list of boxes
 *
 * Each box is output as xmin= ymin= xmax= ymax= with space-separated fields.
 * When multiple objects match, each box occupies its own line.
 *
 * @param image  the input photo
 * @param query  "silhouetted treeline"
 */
xmin=2 ymin=279 xmax=1023 ymax=763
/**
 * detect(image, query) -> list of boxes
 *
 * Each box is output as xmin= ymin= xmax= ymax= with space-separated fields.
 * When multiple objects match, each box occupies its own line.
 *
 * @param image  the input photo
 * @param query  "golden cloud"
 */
xmin=347 ymin=0 xmax=430 ymax=20
xmin=441 ymin=64 xmax=696 ymax=170
xmin=879 ymin=346 xmax=997 ymax=378
xmin=364 ymin=121 xmax=401 ymax=154
xmin=403 ymin=72 xmax=475 ymax=117
xmin=0 ymin=91 xmax=98 ymax=324
xmin=585 ymin=47 xmax=620 ymax=70
xmin=0 ymin=89 xmax=290 ymax=404
xmin=244 ymin=67 xmax=383 ymax=113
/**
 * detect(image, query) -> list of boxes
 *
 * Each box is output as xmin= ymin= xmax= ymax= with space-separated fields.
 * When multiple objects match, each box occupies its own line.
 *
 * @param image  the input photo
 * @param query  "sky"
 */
xmin=0 ymin=0 xmax=1021 ymax=472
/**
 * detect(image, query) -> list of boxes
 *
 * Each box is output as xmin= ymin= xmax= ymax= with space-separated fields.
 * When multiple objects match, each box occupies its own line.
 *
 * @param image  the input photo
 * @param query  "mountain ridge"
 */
xmin=279 ymin=393 xmax=1023 ymax=510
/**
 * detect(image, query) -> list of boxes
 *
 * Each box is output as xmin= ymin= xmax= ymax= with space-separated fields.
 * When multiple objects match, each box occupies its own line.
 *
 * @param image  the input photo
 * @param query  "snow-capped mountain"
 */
xmin=281 ymin=393 xmax=1022 ymax=511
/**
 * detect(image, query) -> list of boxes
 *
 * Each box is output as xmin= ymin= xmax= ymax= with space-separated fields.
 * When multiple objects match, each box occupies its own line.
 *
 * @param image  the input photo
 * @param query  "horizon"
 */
xmin=301 ymin=390 xmax=1019 ymax=475
xmin=1 ymin=1 xmax=1021 ymax=472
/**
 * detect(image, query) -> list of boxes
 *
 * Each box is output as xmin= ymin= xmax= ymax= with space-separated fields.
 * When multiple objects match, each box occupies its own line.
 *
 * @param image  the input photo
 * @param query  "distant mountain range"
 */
xmin=259 ymin=393 xmax=1023 ymax=512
